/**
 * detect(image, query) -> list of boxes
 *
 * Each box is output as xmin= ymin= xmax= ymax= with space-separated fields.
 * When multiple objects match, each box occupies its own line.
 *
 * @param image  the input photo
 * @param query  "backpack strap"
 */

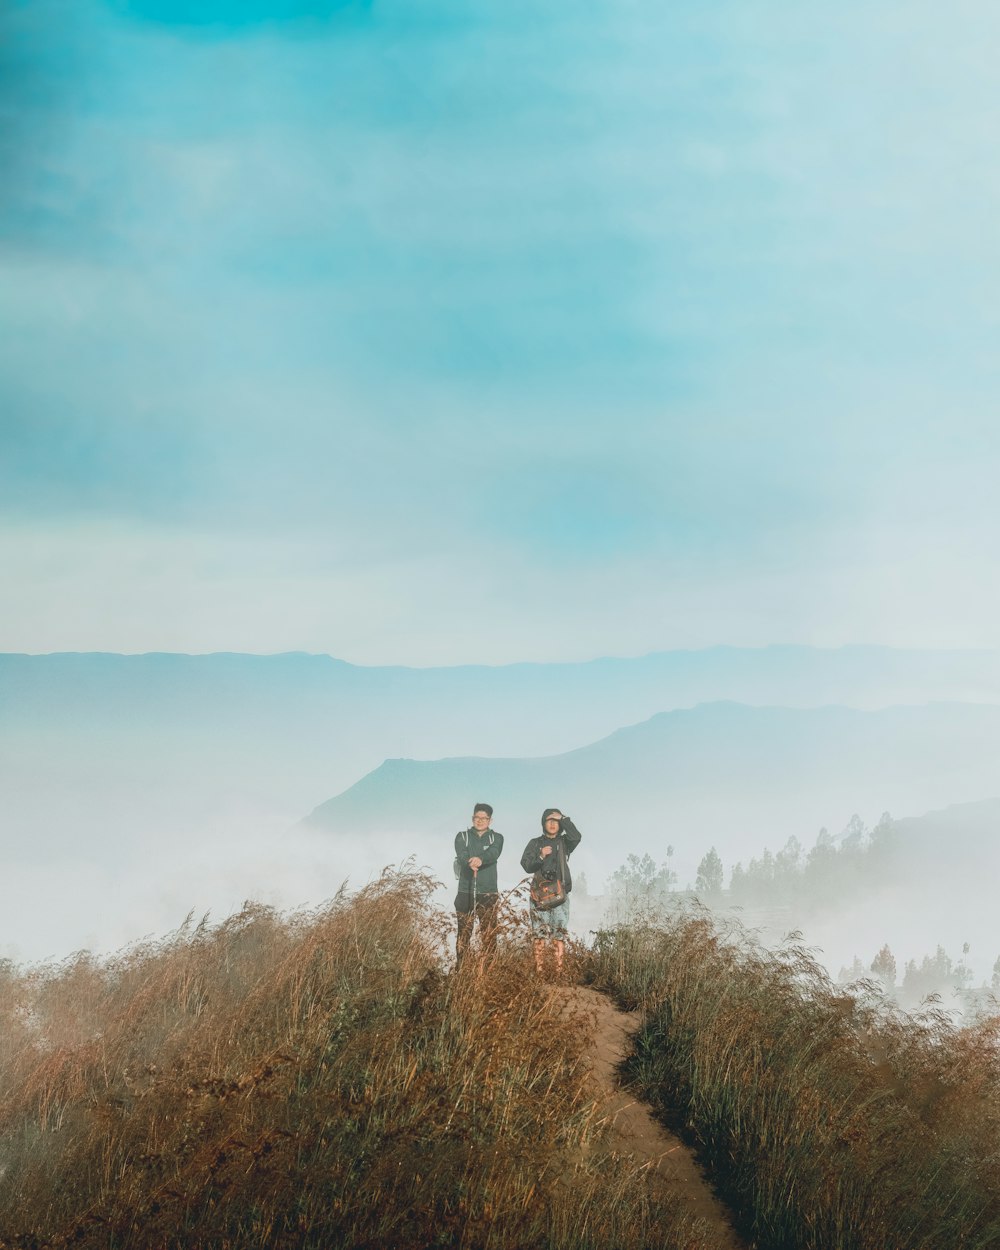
xmin=459 ymin=829 xmax=494 ymax=858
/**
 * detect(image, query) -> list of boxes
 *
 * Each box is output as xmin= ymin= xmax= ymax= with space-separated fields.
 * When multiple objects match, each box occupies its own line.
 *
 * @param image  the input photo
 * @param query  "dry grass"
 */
xmin=0 ymin=870 xmax=726 ymax=1250
xmin=587 ymin=907 xmax=1000 ymax=1250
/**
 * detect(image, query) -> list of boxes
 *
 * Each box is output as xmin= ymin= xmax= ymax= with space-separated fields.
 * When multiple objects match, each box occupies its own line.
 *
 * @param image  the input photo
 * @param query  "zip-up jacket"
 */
xmin=520 ymin=817 xmax=582 ymax=894
xmin=454 ymin=826 xmax=504 ymax=897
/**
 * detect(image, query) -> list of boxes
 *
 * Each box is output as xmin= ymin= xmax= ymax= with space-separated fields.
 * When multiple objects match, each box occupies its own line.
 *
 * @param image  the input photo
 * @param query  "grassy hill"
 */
xmin=1 ymin=870 xmax=998 ymax=1249
xmin=0 ymin=873 xmax=723 ymax=1250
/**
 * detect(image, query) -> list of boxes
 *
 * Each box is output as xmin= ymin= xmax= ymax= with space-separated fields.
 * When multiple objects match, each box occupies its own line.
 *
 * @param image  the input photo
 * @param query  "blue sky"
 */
xmin=2 ymin=0 xmax=999 ymax=662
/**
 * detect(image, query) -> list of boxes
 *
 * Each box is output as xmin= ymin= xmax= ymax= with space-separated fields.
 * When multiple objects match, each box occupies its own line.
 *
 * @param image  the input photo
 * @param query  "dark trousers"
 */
xmin=455 ymin=893 xmax=499 ymax=963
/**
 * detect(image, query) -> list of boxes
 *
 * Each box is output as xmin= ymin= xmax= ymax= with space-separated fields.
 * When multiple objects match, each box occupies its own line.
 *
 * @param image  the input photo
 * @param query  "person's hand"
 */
xmin=539 ymin=845 xmax=553 ymax=858
xmin=469 ymin=857 xmax=483 ymax=870
xmin=560 ymin=815 xmax=571 ymax=830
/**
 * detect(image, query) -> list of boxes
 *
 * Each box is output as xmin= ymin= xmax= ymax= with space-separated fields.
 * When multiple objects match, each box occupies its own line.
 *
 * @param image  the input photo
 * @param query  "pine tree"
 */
xmin=607 ymin=852 xmax=676 ymax=900
xmin=695 ymin=847 xmax=724 ymax=898
xmin=870 ymin=944 xmax=897 ymax=990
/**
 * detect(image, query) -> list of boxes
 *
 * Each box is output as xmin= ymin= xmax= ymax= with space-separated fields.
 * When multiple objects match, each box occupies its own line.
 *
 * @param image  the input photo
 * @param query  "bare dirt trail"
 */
xmin=559 ymin=985 xmax=748 ymax=1250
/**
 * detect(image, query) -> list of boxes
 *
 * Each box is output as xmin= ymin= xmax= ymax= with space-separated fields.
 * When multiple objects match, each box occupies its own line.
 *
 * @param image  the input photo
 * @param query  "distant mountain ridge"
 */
xmin=4 ymin=644 xmax=1000 ymax=768
xmin=892 ymin=795 xmax=1000 ymax=871
xmin=4 ymin=646 xmax=1000 ymax=851
xmin=302 ymin=701 xmax=1000 ymax=883
xmin=4 ymin=651 xmax=999 ymax=976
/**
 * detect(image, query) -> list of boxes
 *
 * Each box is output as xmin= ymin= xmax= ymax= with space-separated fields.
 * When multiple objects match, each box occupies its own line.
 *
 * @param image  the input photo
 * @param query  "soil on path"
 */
xmin=558 ymin=985 xmax=748 ymax=1250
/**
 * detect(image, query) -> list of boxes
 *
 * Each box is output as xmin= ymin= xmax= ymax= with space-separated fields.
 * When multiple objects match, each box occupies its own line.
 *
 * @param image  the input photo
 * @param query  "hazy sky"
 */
xmin=3 ymin=0 xmax=999 ymax=663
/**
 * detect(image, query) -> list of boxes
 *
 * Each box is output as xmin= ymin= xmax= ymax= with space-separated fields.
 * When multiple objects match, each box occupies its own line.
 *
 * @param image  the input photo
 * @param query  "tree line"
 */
xmin=601 ymin=811 xmax=897 ymax=908
xmin=603 ymin=814 xmax=999 ymax=1008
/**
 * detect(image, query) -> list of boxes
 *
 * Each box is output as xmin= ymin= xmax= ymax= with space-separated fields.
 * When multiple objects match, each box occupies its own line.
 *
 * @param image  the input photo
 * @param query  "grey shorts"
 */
xmin=530 ymin=898 xmax=570 ymax=939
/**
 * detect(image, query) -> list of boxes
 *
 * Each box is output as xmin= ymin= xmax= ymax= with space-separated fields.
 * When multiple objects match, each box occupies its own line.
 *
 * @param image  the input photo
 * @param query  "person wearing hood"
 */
xmin=454 ymin=802 xmax=504 ymax=966
xmin=520 ymin=808 xmax=582 ymax=975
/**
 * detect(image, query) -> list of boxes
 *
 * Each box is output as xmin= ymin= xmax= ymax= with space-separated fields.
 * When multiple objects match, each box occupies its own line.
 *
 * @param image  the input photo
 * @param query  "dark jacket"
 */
xmin=454 ymin=826 xmax=504 ymax=908
xmin=520 ymin=816 xmax=582 ymax=895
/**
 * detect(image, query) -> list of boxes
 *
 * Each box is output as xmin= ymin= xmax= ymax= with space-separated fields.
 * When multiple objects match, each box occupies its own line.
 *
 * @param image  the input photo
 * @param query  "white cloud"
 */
xmin=1 ymin=508 xmax=997 ymax=662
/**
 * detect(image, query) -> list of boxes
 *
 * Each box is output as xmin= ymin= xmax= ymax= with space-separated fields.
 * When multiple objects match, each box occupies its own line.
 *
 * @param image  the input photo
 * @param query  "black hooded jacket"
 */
xmin=520 ymin=811 xmax=582 ymax=895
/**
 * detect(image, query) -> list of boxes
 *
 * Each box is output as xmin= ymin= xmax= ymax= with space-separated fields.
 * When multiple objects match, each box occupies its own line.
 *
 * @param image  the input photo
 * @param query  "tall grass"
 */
xmin=0 ymin=870 xmax=725 ymax=1250
xmin=588 ymin=909 xmax=1000 ymax=1250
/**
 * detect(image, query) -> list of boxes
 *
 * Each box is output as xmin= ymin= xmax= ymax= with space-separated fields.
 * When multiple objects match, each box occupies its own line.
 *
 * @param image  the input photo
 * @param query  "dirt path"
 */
xmin=558 ymin=985 xmax=748 ymax=1250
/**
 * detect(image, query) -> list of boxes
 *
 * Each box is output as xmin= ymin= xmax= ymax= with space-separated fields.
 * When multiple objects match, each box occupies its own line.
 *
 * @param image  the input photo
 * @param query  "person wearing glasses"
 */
xmin=454 ymin=802 xmax=503 ymax=966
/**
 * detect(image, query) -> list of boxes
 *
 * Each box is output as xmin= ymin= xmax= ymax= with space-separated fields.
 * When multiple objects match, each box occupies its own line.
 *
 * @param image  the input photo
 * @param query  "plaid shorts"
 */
xmin=530 ymin=898 xmax=570 ymax=939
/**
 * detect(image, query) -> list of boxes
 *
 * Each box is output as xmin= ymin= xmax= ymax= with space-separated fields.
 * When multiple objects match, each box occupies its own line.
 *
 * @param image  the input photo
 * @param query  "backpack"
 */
xmin=454 ymin=829 xmax=495 ymax=879
xmin=530 ymin=838 xmax=568 ymax=911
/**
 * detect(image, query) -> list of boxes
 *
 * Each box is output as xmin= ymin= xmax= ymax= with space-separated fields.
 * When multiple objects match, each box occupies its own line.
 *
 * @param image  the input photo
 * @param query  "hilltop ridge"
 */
xmin=302 ymin=700 xmax=1000 ymax=876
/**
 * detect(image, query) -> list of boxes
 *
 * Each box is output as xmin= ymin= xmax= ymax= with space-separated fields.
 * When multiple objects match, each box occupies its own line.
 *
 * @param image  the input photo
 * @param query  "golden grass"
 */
xmin=588 ymin=907 xmax=1000 ymax=1250
xmin=0 ymin=870 xmax=725 ymax=1250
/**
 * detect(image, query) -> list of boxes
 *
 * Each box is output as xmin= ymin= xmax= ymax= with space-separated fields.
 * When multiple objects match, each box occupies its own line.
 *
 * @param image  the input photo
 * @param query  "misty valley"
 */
xmin=2 ymin=647 xmax=1000 ymax=1247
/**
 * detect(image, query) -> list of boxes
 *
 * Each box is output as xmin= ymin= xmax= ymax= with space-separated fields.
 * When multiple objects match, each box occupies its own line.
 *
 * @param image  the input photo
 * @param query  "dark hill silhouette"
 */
xmin=5 ymin=646 xmax=1000 ymax=853
xmin=302 ymin=701 xmax=1000 ymax=878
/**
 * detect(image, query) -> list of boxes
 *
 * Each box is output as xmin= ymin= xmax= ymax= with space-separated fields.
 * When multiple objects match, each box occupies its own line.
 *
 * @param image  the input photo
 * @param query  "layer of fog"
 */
xmin=4 ymin=795 xmax=998 ymax=1008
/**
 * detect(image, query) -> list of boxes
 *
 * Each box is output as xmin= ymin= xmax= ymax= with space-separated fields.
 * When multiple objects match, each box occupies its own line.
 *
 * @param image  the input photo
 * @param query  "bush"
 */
xmin=588 ymin=909 xmax=1000 ymax=1250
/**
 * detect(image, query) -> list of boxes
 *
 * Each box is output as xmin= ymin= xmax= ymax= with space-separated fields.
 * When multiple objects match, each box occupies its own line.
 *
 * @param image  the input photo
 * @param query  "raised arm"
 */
xmin=560 ymin=817 xmax=582 ymax=855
